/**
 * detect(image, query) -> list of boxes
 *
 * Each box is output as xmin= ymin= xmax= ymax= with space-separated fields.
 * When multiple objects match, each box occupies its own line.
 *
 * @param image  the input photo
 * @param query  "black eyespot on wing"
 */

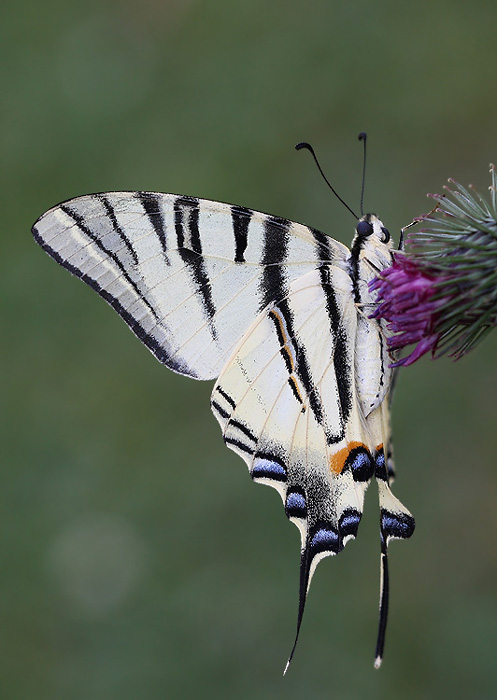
xmin=381 ymin=226 xmax=390 ymax=243
xmin=356 ymin=220 xmax=373 ymax=238
xmin=380 ymin=509 xmax=415 ymax=543
xmin=285 ymin=488 xmax=307 ymax=519
xmin=346 ymin=446 xmax=374 ymax=483
xmin=374 ymin=447 xmax=388 ymax=481
xmin=309 ymin=523 xmax=341 ymax=555
xmin=251 ymin=455 xmax=287 ymax=482
xmin=338 ymin=508 xmax=361 ymax=539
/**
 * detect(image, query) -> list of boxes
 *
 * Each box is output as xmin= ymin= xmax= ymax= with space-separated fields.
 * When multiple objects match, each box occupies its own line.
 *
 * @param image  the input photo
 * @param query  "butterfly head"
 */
xmin=355 ymin=214 xmax=390 ymax=245
xmin=350 ymin=214 xmax=394 ymax=275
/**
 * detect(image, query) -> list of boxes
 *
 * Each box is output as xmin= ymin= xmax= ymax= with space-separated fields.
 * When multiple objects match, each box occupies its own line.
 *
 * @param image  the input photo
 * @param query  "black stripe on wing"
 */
xmin=210 ymin=400 xmax=230 ymax=419
xmin=58 ymin=204 xmax=160 ymax=325
xmin=135 ymin=192 xmax=169 ymax=261
xmin=318 ymin=268 xmax=353 ymax=429
xmin=173 ymin=196 xmax=218 ymax=340
xmin=223 ymin=437 xmax=253 ymax=455
xmin=211 ymin=388 xmax=262 ymax=457
xmin=310 ymin=227 xmax=337 ymax=260
xmin=96 ymin=194 xmax=139 ymax=265
xmin=231 ymin=205 xmax=251 ymax=263
xmin=268 ymin=307 xmax=305 ymax=408
xmin=32 ymin=229 xmax=191 ymax=376
xmin=213 ymin=385 xmax=237 ymax=410
xmin=259 ymin=215 xmax=290 ymax=310
xmin=229 ymin=418 xmax=258 ymax=445
xmin=275 ymin=297 xmax=342 ymax=444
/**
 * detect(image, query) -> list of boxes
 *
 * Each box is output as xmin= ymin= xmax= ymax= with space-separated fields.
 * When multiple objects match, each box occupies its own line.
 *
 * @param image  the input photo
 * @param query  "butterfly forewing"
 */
xmin=32 ymin=192 xmax=349 ymax=379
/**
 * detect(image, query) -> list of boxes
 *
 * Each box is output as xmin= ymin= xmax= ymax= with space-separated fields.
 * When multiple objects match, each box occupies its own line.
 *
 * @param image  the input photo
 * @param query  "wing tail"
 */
xmin=374 ymin=532 xmax=390 ymax=669
xmin=284 ymin=495 xmax=365 ymax=674
xmin=283 ymin=545 xmax=312 ymax=675
xmin=373 ymin=445 xmax=415 ymax=668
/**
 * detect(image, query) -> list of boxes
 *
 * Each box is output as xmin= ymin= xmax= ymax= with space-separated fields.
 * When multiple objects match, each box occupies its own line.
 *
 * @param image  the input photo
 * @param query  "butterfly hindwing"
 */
xmin=211 ymin=267 xmax=379 ymax=648
xmin=32 ymin=192 xmax=349 ymax=380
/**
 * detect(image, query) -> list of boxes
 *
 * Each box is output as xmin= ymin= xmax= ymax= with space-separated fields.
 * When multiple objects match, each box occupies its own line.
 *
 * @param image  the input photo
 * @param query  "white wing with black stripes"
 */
xmin=211 ymin=266 xmax=377 ymax=663
xmin=211 ymin=262 xmax=414 ymax=668
xmin=32 ymin=192 xmax=349 ymax=380
xmin=32 ymin=194 xmax=415 ymax=669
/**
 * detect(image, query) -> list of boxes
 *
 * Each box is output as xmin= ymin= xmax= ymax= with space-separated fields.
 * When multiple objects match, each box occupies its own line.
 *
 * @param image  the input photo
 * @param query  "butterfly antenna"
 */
xmin=358 ymin=132 xmax=367 ymax=217
xmin=296 ymin=142 xmax=359 ymax=220
xmin=374 ymin=540 xmax=390 ymax=669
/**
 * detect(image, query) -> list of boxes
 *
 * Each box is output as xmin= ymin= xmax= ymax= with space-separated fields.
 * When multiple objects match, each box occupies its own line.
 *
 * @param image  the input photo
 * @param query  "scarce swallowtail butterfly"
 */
xmin=32 ymin=144 xmax=415 ymax=670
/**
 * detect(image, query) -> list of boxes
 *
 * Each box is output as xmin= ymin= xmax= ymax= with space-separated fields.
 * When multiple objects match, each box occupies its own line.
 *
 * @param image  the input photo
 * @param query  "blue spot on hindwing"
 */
xmin=347 ymin=447 xmax=374 ymax=482
xmin=375 ymin=447 xmax=388 ymax=481
xmin=252 ymin=457 xmax=287 ymax=482
xmin=381 ymin=509 xmax=415 ymax=541
xmin=309 ymin=525 xmax=340 ymax=555
xmin=339 ymin=509 xmax=361 ymax=538
xmin=285 ymin=490 xmax=307 ymax=519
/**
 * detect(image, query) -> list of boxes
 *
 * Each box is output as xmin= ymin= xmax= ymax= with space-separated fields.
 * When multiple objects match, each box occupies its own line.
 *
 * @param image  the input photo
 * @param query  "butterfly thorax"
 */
xmin=349 ymin=214 xmax=393 ymax=294
xmin=349 ymin=214 xmax=395 ymax=420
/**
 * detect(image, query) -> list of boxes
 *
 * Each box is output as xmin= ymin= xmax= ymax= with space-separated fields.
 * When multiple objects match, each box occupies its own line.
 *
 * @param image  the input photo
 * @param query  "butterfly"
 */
xmin=32 ymin=172 xmax=415 ymax=670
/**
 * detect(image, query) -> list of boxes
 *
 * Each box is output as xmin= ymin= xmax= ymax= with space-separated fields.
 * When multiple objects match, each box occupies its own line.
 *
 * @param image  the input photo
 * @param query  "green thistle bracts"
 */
xmin=371 ymin=165 xmax=497 ymax=364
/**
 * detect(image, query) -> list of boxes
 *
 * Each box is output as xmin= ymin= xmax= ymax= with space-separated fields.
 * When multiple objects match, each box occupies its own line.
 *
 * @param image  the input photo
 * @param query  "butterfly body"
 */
xmin=33 ymin=192 xmax=414 ymax=668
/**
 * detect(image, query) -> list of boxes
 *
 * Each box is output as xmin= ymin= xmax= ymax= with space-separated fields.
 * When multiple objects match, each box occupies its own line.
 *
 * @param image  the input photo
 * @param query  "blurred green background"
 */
xmin=3 ymin=0 xmax=497 ymax=698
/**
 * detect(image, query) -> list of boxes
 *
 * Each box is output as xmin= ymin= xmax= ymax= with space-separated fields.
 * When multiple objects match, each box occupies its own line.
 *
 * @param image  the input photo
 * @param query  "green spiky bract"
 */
xmin=406 ymin=164 xmax=497 ymax=359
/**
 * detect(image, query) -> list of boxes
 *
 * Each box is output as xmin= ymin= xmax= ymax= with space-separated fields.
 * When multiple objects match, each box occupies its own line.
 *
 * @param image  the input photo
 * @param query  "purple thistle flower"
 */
xmin=370 ymin=255 xmax=448 ymax=366
xmin=371 ymin=165 xmax=497 ymax=366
